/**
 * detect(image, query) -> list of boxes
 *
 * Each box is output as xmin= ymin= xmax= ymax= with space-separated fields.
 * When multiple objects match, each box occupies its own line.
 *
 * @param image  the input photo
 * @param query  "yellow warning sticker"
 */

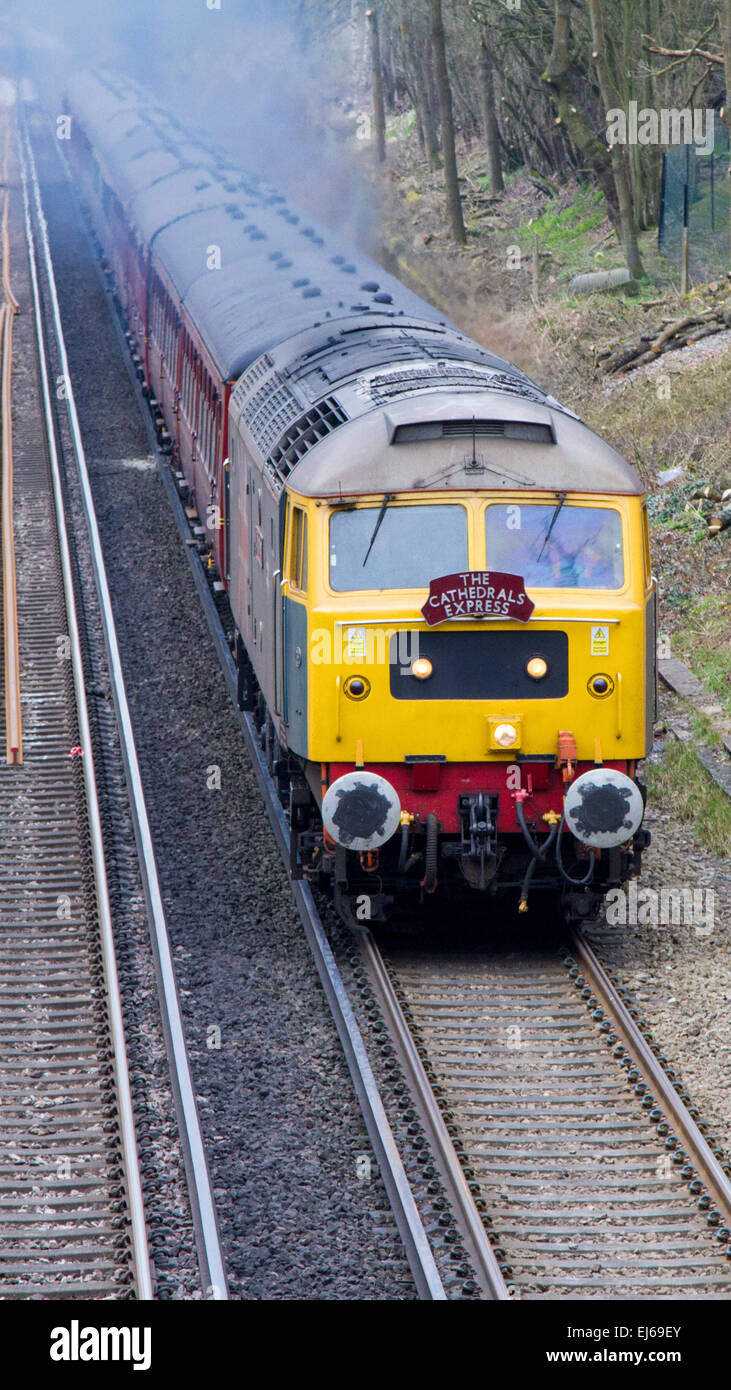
xmin=591 ymin=625 xmax=610 ymax=657
xmin=344 ymin=627 xmax=367 ymax=662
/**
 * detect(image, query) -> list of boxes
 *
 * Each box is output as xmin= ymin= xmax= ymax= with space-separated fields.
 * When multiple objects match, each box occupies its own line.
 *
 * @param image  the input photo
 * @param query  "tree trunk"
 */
xmin=587 ymin=0 xmax=644 ymax=277
xmin=399 ymin=7 xmax=441 ymax=168
xmin=544 ymin=3 xmax=623 ymax=249
xmin=365 ymin=8 xmax=387 ymax=164
xmin=422 ymin=35 xmax=443 ymax=168
xmin=479 ymin=31 xmax=504 ymax=193
xmin=722 ymin=0 xmax=731 ymax=261
xmin=430 ymin=0 xmax=466 ymax=243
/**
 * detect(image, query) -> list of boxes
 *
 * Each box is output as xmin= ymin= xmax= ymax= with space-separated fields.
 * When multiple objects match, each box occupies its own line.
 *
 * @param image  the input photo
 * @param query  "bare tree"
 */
xmin=587 ymin=0 xmax=644 ymax=276
xmin=430 ymin=0 xmax=466 ymax=242
xmin=479 ymin=29 xmax=504 ymax=193
xmin=366 ymin=8 xmax=387 ymax=163
xmin=544 ymin=0 xmax=640 ymax=274
xmin=723 ymin=0 xmax=731 ymax=258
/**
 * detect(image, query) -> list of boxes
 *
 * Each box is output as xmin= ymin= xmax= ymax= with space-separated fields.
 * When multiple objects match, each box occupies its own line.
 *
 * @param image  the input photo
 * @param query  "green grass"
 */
xmin=669 ymin=595 xmax=731 ymax=714
xmin=386 ymin=109 xmax=417 ymax=141
xmin=517 ymin=187 xmax=606 ymax=277
xmin=647 ymin=740 xmax=731 ymax=856
xmin=646 ymin=481 xmax=707 ymax=540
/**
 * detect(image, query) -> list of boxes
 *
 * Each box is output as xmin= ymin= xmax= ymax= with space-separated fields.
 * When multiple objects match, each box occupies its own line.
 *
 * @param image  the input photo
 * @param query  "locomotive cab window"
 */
xmin=329 ymin=503 xmax=467 ymax=591
xmin=485 ymin=503 xmax=624 ymax=590
xmin=289 ymin=506 xmax=308 ymax=593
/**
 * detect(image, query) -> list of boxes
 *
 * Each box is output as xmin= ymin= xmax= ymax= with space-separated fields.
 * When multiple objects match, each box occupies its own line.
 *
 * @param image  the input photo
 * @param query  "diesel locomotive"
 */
xmin=64 ymin=72 xmax=654 ymax=927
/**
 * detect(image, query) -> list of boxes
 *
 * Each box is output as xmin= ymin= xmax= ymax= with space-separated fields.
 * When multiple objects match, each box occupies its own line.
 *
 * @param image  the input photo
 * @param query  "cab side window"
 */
xmin=289 ymin=506 xmax=308 ymax=593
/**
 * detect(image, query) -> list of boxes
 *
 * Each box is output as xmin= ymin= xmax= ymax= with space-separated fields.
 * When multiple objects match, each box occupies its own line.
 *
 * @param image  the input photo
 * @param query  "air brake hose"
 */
xmin=397 ymin=823 xmax=409 ymax=875
xmin=518 ymin=821 xmax=558 ymax=912
xmin=421 ymin=812 xmax=438 ymax=893
xmin=516 ymin=798 xmax=547 ymax=862
xmin=555 ymin=809 xmax=596 ymax=886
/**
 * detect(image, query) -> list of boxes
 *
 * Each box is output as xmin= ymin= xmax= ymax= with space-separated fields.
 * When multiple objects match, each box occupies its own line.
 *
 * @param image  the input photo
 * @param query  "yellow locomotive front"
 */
xmin=272 ymin=389 xmax=654 ymax=926
xmin=229 ymin=342 xmax=653 ymax=927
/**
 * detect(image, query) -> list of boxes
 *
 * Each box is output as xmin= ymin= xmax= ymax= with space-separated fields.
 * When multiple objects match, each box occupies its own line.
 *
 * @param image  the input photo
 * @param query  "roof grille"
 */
xmin=366 ymin=361 xmax=547 ymax=406
xmin=393 ymin=419 xmax=554 ymax=444
xmin=267 ymin=397 xmax=348 ymax=481
xmin=236 ymin=363 xmax=303 ymax=458
xmin=243 ymin=384 xmax=301 ymax=458
xmin=232 ymin=353 xmax=274 ymax=405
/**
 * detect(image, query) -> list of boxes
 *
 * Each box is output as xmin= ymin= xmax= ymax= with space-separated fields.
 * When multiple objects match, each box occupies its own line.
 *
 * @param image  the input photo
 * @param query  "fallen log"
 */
xmin=602 ymin=309 xmax=724 ymax=374
xmin=570 ymin=268 xmax=634 ymax=295
xmin=684 ymin=322 xmax=724 ymax=344
xmin=651 ymin=309 xmax=715 ymax=350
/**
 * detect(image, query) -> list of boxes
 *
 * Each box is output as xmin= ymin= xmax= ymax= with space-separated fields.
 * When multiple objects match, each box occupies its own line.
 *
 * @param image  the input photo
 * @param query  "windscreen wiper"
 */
xmin=537 ymin=490 xmax=567 ymax=561
xmin=362 ymin=493 xmax=393 ymax=567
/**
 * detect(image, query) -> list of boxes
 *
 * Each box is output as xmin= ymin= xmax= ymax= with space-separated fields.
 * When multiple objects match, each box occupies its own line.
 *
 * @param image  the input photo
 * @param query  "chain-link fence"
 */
xmin=658 ymin=115 xmax=730 ymax=282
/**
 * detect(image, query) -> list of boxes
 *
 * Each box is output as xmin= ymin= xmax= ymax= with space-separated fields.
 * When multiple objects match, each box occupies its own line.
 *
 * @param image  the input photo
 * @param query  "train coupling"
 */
xmin=456 ymin=791 xmax=500 ymax=891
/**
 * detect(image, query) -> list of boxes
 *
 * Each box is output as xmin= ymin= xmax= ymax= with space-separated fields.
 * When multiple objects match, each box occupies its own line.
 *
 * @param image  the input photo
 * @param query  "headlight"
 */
xmin=411 ymin=657 xmax=433 ymax=680
xmin=494 ymin=722 xmax=518 ymax=748
xmin=526 ymin=656 xmax=548 ymax=680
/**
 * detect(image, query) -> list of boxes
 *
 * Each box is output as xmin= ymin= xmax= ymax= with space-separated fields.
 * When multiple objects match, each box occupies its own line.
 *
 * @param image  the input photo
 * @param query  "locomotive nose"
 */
xmin=322 ymin=771 xmax=401 ymax=852
xmin=564 ymin=768 xmax=645 ymax=849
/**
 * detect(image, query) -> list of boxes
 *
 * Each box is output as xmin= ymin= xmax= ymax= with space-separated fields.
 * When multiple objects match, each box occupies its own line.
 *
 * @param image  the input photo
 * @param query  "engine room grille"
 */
xmin=239 ymin=374 xmax=303 ymax=459
xmin=267 ymin=396 xmax=348 ymax=480
xmin=231 ymin=353 xmax=274 ymax=408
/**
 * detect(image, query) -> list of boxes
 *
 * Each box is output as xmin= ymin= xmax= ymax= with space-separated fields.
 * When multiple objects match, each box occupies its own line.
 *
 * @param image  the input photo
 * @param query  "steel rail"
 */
xmin=22 ymin=121 xmax=231 ymax=1300
xmin=357 ymin=927 xmax=510 ymax=1299
xmin=1 ymin=125 xmax=22 ymax=764
xmin=18 ymin=127 xmax=153 ymax=1301
xmin=376 ymin=938 xmax=731 ymax=1296
xmin=572 ymin=929 xmax=731 ymax=1226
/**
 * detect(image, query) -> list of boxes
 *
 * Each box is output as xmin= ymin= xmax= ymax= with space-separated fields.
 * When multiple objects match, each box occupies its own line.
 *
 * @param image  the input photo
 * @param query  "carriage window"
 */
xmin=485 ymin=504 xmax=624 ymax=589
xmin=329 ymin=504 xmax=467 ymax=591
xmin=185 ymin=356 xmax=194 ymax=422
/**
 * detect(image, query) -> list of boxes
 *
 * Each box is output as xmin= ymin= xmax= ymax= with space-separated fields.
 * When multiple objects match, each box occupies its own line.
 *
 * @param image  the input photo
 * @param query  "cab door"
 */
xmin=282 ymin=502 xmax=308 ymax=757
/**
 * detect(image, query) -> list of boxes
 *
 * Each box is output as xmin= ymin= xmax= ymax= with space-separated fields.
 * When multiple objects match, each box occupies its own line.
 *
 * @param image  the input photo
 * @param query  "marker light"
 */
xmin=526 ymin=656 xmax=548 ymax=680
xmin=344 ymin=676 xmax=371 ymax=700
xmin=494 ymin=722 xmax=518 ymax=748
xmin=588 ymin=673 xmax=614 ymax=698
xmin=411 ymin=657 xmax=433 ymax=680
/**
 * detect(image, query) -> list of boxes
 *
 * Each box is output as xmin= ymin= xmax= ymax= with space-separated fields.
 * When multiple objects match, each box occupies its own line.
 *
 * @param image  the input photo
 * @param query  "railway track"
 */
xmin=149 ymin=365 xmax=731 ymax=1300
xmin=0 ymin=119 xmax=150 ymax=1298
xmin=359 ymin=928 xmax=731 ymax=1298
xmin=0 ymin=115 xmax=228 ymax=1299
xmin=40 ymin=98 xmax=731 ymax=1303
